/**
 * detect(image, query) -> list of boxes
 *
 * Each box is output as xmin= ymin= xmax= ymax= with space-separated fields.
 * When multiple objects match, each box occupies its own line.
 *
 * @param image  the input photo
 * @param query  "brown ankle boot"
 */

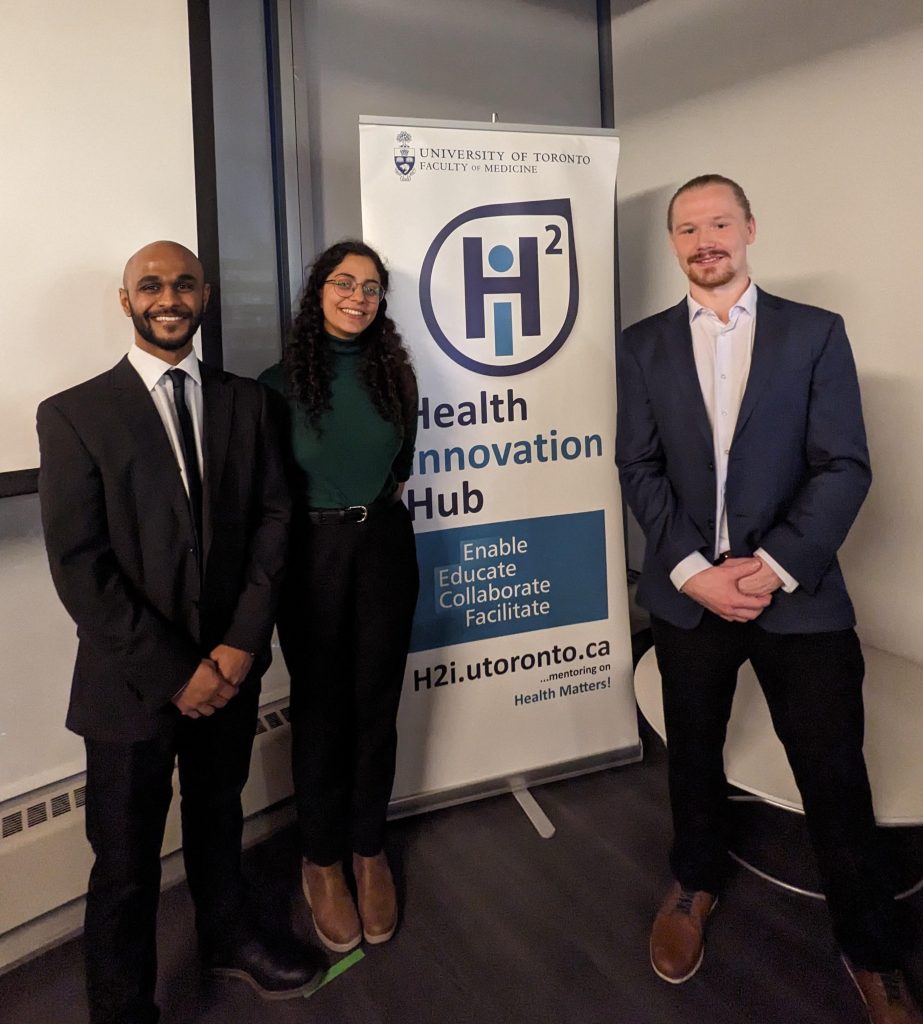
xmin=352 ymin=852 xmax=398 ymax=944
xmin=301 ymin=859 xmax=361 ymax=953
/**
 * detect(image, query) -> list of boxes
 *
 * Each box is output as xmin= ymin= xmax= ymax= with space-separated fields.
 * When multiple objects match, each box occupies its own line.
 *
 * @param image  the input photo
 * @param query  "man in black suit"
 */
xmin=38 ymin=241 xmax=323 ymax=1024
xmin=616 ymin=177 xmax=921 ymax=1023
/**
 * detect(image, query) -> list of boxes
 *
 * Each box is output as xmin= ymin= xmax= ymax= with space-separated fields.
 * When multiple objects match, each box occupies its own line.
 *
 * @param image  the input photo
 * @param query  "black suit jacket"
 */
xmin=616 ymin=289 xmax=871 ymax=633
xmin=37 ymin=355 xmax=290 ymax=742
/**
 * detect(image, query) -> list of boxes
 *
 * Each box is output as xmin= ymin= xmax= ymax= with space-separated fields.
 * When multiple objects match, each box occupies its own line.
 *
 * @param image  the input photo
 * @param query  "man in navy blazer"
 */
xmin=616 ymin=176 xmax=919 ymax=1022
xmin=38 ymin=242 xmax=323 ymax=1023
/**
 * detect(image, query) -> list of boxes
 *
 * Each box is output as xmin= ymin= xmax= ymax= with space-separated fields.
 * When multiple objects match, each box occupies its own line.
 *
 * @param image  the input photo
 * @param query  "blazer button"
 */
xmin=707 ymin=518 xmax=715 ymax=528
xmin=707 ymin=461 xmax=714 ymax=471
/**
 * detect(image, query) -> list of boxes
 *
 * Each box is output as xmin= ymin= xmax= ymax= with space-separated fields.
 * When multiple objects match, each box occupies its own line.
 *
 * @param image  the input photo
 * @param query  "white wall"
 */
xmin=611 ymin=0 xmax=923 ymax=664
xmin=0 ymin=0 xmax=202 ymax=968
xmin=0 ymin=0 xmax=199 ymax=475
xmin=0 ymin=0 xmax=199 ymax=820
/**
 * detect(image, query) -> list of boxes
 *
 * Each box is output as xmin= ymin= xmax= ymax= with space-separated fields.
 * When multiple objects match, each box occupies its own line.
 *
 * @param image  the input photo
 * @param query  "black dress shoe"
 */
xmin=205 ymin=931 xmax=326 ymax=1000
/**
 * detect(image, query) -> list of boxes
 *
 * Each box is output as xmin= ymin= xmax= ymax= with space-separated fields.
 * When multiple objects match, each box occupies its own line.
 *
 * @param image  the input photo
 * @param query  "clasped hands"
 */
xmin=172 ymin=644 xmax=254 ymax=719
xmin=681 ymin=557 xmax=782 ymax=623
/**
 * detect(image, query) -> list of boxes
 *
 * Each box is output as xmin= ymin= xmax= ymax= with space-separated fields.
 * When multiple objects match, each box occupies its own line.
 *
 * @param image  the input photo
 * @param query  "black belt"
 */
xmin=306 ymin=490 xmax=401 ymax=525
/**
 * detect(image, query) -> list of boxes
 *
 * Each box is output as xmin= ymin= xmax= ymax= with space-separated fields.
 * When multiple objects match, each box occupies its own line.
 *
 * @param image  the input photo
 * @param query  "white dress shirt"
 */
xmin=669 ymin=281 xmax=798 ymax=594
xmin=126 ymin=344 xmax=204 ymax=499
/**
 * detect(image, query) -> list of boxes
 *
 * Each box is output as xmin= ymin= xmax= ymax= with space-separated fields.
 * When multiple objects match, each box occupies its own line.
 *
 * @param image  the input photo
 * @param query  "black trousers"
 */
xmin=651 ymin=613 xmax=902 ymax=970
xmin=279 ymin=500 xmax=419 ymax=866
xmin=82 ymin=679 xmax=260 ymax=1024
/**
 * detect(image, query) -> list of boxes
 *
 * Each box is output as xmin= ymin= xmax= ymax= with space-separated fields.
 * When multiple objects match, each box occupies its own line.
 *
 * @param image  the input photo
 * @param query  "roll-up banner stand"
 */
xmin=360 ymin=117 xmax=640 ymax=824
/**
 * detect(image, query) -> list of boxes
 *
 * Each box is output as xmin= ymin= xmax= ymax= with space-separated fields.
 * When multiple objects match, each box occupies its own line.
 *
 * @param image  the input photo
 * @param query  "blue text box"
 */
xmin=410 ymin=510 xmax=608 ymax=652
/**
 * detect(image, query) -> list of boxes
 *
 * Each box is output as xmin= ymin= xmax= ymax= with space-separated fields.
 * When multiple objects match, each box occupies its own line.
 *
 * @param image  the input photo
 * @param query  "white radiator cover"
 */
xmin=0 ymin=698 xmax=294 ymax=974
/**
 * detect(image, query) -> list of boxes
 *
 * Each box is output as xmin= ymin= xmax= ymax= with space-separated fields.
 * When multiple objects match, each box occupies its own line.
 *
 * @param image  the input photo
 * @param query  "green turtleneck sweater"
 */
xmin=259 ymin=337 xmax=416 ymax=508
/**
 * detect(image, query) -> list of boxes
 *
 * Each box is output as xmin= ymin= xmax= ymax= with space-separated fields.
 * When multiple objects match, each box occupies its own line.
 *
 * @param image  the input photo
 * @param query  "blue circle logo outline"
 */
xmin=418 ymin=199 xmax=579 ymax=377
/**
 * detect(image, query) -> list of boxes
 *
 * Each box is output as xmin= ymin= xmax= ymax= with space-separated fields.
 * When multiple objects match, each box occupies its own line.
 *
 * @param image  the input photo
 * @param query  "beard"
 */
xmin=129 ymin=306 xmax=202 ymax=351
xmin=684 ymin=250 xmax=736 ymax=290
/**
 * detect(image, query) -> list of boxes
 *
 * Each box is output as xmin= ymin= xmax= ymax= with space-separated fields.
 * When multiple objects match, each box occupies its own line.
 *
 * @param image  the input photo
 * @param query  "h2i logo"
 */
xmin=419 ymin=199 xmax=579 ymax=376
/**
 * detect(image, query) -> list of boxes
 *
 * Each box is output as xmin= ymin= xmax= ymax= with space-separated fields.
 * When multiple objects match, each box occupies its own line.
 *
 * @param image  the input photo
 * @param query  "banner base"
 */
xmin=387 ymin=742 xmax=643 ymax=821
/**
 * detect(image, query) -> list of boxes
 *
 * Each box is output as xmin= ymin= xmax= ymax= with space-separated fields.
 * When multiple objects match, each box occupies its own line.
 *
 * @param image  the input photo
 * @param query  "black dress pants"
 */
xmin=651 ymin=612 xmax=901 ymax=970
xmin=279 ymin=500 xmax=419 ymax=866
xmin=82 ymin=678 xmax=260 ymax=1024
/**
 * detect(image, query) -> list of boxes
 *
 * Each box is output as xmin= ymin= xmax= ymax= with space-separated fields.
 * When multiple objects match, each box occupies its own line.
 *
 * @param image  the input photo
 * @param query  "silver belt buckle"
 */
xmin=347 ymin=504 xmax=369 ymax=523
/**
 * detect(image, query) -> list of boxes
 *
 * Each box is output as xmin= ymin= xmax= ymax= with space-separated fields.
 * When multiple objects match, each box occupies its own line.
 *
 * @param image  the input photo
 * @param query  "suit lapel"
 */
xmin=733 ymin=288 xmax=786 ymax=442
xmin=664 ymin=299 xmax=714 ymax=450
xmin=110 ymin=356 xmax=191 ymax=529
xmin=200 ymin=364 xmax=233 ymax=566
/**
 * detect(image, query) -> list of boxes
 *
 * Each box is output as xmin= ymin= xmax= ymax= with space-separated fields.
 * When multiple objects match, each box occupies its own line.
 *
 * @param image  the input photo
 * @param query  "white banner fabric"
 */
xmin=359 ymin=119 xmax=638 ymax=805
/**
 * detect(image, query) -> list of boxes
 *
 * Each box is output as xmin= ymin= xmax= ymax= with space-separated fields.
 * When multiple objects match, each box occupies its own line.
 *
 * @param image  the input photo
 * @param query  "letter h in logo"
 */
xmin=462 ymin=237 xmax=540 ymax=357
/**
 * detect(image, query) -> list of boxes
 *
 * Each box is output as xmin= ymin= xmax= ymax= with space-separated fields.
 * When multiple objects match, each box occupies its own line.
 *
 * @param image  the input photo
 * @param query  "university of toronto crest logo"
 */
xmin=394 ymin=131 xmax=415 ymax=180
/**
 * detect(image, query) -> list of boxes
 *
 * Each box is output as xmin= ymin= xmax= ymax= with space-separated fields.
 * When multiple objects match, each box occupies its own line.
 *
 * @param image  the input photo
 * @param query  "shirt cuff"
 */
xmin=670 ymin=552 xmax=714 ymax=592
xmin=754 ymin=547 xmax=799 ymax=593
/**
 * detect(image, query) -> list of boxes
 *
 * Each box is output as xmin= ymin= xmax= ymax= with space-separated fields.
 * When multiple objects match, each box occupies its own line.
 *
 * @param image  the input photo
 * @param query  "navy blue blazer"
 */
xmin=615 ymin=288 xmax=870 ymax=633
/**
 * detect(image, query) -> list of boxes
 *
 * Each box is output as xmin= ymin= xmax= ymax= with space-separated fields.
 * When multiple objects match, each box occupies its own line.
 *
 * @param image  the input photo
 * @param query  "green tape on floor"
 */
xmin=308 ymin=948 xmax=365 ymax=996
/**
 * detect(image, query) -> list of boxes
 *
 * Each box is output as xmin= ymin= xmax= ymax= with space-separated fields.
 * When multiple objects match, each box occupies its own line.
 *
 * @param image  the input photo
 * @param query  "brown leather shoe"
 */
xmin=301 ymin=859 xmax=361 ymax=953
xmin=353 ymin=852 xmax=398 ymax=944
xmin=844 ymin=959 xmax=923 ymax=1024
xmin=649 ymin=881 xmax=717 ymax=983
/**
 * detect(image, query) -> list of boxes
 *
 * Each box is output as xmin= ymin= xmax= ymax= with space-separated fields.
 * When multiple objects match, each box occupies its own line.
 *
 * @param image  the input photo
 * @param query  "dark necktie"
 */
xmin=167 ymin=368 xmax=203 ymax=548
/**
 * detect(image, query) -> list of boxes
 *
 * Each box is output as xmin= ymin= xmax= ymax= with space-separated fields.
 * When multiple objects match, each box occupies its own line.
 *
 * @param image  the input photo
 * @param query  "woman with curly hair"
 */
xmin=259 ymin=240 xmax=419 ymax=953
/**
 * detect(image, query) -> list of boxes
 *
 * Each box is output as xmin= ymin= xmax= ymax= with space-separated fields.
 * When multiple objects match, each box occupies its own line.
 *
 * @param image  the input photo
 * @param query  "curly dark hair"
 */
xmin=283 ymin=239 xmax=415 ymax=432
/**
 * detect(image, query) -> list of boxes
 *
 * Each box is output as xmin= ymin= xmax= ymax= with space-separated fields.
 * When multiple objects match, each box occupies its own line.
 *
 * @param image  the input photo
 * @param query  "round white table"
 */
xmin=634 ymin=642 xmax=923 ymax=895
